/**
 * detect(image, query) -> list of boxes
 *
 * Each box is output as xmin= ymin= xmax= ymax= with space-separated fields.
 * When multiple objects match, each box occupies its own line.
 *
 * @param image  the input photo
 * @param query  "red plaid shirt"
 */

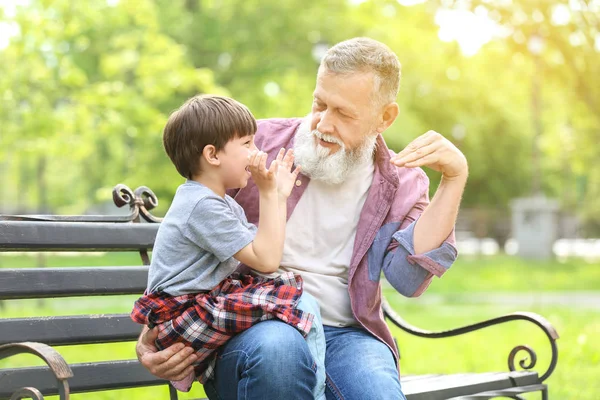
xmin=131 ymin=271 xmax=313 ymax=386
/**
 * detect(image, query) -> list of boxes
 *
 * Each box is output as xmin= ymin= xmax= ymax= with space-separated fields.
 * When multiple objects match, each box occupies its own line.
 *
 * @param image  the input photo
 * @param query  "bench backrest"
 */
xmin=0 ymin=185 xmax=181 ymax=399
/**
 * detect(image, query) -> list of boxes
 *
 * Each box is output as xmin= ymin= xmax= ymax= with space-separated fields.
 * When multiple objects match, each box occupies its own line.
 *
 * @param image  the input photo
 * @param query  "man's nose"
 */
xmin=315 ymin=110 xmax=335 ymax=134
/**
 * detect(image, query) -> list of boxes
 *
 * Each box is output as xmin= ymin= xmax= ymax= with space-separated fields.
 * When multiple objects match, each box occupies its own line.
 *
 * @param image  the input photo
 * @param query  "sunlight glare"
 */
xmin=435 ymin=9 xmax=500 ymax=57
xmin=397 ymin=0 xmax=427 ymax=5
xmin=551 ymin=4 xmax=571 ymax=26
xmin=0 ymin=21 xmax=19 ymax=50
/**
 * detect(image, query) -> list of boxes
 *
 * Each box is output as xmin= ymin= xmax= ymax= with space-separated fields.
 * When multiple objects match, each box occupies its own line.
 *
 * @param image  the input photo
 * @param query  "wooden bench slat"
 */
xmin=402 ymin=371 xmax=540 ymax=400
xmin=0 ymin=267 xmax=148 ymax=299
xmin=0 ymin=364 xmax=540 ymax=400
xmin=0 ymin=221 xmax=158 ymax=251
xmin=0 ymin=360 xmax=165 ymax=398
xmin=0 ymin=314 xmax=141 ymax=346
xmin=401 ymin=374 xmax=443 ymax=382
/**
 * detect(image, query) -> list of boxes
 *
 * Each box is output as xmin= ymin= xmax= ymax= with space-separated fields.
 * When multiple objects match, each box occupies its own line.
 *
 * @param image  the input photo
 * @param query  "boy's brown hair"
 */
xmin=163 ymin=94 xmax=257 ymax=179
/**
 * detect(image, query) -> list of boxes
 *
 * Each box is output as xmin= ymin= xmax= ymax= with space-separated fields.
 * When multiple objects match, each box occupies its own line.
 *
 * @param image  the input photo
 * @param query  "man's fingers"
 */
xmin=142 ymin=326 xmax=159 ymax=345
xmin=147 ymin=342 xmax=187 ymax=365
xmin=394 ymin=131 xmax=437 ymax=160
xmin=393 ymin=142 xmax=440 ymax=166
xmin=171 ymin=366 xmax=196 ymax=382
xmin=404 ymin=153 xmax=439 ymax=168
xmin=148 ymin=345 xmax=197 ymax=378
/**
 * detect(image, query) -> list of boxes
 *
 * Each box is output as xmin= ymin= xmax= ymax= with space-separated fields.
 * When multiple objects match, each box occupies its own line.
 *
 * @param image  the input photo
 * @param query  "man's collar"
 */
xmin=373 ymin=134 xmax=399 ymax=189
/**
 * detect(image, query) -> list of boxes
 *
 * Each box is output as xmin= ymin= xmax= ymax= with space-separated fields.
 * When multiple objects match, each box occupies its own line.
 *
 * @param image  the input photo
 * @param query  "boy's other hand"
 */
xmin=249 ymin=150 xmax=278 ymax=193
xmin=275 ymin=148 xmax=301 ymax=199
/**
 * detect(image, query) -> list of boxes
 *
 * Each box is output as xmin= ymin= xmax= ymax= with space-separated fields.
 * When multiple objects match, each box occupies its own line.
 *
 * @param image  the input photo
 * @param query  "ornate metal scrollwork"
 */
xmin=112 ymin=184 xmax=162 ymax=223
xmin=381 ymin=299 xmax=559 ymax=382
xmin=0 ymin=342 xmax=72 ymax=400
xmin=0 ymin=184 xmax=163 ymax=224
xmin=508 ymin=345 xmax=537 ymax=371
xmin=10 ymin=387 xmax=45 ymax=400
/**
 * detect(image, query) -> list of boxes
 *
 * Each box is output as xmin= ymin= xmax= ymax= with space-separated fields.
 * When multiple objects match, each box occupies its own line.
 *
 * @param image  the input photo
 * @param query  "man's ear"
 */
xmin=375 ymin=102 xmax=399 ymax=134
xmin=202 ymin=145 xmax=220 ymax=166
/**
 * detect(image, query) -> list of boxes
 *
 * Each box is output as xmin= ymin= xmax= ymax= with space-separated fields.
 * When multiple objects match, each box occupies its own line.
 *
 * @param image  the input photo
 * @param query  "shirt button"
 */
xmin=295 ymin=180 xmax=302 ymax=187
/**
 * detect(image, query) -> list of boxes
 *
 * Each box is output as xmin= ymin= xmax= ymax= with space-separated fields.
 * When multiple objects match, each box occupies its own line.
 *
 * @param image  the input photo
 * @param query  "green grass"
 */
xmin=424 ymin=254 xmax=600 ymax=293
xmin=1 ymin=253 xmax=599 ymax=398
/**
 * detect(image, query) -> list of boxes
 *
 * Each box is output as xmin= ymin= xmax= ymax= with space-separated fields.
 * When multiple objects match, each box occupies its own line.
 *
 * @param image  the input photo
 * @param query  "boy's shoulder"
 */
xmin=168 ymin=182 xmax=226 ymax=220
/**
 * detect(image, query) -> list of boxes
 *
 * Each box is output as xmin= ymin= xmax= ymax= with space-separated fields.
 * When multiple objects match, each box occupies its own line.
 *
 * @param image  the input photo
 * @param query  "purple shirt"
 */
xmin=229 ymin=118 xmax=458 ymax=371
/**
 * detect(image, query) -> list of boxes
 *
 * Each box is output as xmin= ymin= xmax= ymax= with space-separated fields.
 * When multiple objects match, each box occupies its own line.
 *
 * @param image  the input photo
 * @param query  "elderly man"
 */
xmin=137 ymin=37 xmax=467 ymax=399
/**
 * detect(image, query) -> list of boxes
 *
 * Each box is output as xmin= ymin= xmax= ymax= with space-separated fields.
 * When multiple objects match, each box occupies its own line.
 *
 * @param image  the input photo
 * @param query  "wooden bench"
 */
xmin=0 ymin=184 xmax=559 ymax=400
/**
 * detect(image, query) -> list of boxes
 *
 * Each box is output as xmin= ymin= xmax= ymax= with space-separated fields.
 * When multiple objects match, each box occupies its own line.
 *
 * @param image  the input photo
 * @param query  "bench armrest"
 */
xmin=382 ymin=297 xmax=559 ymax=382
xmin=0 ymin=342 xmax=73 ymax=400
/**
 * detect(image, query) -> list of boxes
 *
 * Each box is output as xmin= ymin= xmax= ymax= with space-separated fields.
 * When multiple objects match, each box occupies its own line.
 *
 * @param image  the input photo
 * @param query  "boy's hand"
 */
xmin=249 ymin=150 xmax=278 ymax=193
xmin=275 ymin=148 xmax=301 ymax=199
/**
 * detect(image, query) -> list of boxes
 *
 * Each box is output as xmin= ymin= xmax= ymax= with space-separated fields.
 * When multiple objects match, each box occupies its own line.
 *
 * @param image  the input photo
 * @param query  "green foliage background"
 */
xmin=1 ymin=0 xmax=599 ymax=232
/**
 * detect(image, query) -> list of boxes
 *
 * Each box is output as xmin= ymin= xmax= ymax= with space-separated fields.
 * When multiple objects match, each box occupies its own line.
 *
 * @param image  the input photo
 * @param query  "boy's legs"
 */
xmin=204 ymin=319 xmax=316 ymax=400
xmin=296 ymin=292 xmax=327 ymax=400
xmin=323 ymin=325 xmax=406 ymax=400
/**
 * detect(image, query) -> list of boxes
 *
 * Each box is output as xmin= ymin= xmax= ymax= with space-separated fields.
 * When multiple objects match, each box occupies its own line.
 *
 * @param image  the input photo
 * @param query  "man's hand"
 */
xmin=136 ymin=326 xmax=198 ymax=381
xmin=390 ymin=130 xmax=468 ymax=180
xmin=275 ymin=148 xmax=301 ymax=199
xmin=249 ymin=150 xmax=278 ymax=192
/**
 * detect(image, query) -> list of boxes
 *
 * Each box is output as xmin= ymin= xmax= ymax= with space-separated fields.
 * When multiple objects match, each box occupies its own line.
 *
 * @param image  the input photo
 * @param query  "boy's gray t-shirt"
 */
xmin=147 ymin=180 xmax=257 ymax=296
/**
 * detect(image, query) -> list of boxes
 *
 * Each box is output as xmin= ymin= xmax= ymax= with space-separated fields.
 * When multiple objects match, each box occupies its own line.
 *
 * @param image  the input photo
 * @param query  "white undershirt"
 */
xmin=278 ymin=157 xmax=375 ymax=327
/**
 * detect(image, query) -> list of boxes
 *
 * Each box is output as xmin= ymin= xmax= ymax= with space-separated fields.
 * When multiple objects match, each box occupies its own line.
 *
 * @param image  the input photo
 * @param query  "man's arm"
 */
xmin=413 ymin=173 xmax=466 ymax=254
xmin=381 ymin=193 xmax=458 ymax=297
xmin=384 ymin=130 xmax=467 ymax=296
xmin=391 ymin=129 xmax=467 ymax=253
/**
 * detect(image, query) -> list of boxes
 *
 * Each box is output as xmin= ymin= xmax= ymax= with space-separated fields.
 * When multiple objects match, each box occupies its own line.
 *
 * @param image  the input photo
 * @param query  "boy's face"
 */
xmin=218 ymin=134 xmax=257 ymax=189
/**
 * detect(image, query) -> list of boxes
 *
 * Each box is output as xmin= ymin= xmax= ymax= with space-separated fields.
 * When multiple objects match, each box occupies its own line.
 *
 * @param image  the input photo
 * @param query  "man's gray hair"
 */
xmin=320 ymin=37 xmax=401 ymax=106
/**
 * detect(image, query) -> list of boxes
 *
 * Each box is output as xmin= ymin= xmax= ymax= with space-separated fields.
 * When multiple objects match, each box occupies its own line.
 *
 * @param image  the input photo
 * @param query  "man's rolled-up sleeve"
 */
xmin=382 ymin=211 xmax=458 ymax=297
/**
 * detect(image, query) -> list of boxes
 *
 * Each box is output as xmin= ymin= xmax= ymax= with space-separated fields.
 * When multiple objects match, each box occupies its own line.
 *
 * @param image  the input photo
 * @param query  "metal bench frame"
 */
xmin=0 ymin=184 xmax=559 ymax=400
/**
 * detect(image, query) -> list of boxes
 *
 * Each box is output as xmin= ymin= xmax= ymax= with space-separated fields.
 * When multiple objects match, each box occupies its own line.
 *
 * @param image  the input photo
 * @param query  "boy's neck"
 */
xmin=190 ymin=173 xmax=227 ymax=198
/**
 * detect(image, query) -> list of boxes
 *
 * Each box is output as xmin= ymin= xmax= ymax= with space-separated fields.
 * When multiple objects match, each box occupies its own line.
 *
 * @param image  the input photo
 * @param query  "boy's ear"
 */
xmin=202 ymin=145 xmax=220 ymax=166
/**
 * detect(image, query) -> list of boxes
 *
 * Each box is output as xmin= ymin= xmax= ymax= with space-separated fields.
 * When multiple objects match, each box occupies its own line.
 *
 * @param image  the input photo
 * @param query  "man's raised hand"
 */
xmin=390 ymin=130 xmax=468 ymax=180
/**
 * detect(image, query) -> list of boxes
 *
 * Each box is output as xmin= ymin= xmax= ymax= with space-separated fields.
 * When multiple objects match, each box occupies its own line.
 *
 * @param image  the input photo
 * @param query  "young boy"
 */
xmin=131 ymin=95 xmax=326 ymax=399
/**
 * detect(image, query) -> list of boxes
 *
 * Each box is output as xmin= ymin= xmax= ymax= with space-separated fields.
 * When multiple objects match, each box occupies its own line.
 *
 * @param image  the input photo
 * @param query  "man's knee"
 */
xmin=245 ymin=321 xmax=314 ymax=371
xmin=213 ymin=320 xmax=317 ymax=399
xmin=220 ymin=320 xmax=314 ymax=373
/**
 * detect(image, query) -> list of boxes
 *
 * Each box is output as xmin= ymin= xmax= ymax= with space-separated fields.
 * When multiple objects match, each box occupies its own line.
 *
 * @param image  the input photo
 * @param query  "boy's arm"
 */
xmin=234 ymin=190 xmax=284 ymax=274
xmin=235 ymin=149 xmax=299 ymax=274
xmin=233 ymin=151 xmax=283 ymax=273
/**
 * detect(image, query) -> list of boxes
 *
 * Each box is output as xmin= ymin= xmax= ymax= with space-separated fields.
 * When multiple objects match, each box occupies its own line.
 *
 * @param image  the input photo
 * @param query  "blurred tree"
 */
xmin=1 ymin=0 xmax=597 ymax=235
xmin=0 ymin=0 xmax=223 ymax=213
xmin=433 ymin=0 xmax=600 ymax=232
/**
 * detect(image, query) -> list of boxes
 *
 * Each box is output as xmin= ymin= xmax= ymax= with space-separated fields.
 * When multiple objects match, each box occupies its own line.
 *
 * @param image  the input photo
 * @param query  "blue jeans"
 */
xmin=297 ymin=292 xmax=326 ymax=400
xmin=204 ymin=320 xmax=405 ymax=399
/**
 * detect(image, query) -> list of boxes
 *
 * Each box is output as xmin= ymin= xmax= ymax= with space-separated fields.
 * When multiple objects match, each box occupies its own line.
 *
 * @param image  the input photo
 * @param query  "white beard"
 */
xmin=293 ymin=118 xmax=377 ymax=185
